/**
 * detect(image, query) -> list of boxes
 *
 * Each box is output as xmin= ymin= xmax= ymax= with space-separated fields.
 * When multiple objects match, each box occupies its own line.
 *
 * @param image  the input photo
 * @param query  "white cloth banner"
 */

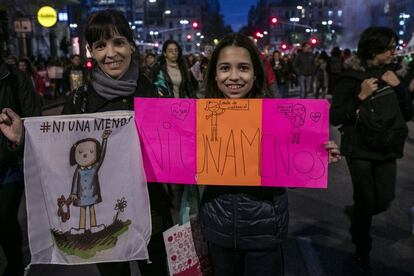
xmin=24 ymin=111 xmax=151 ymax=265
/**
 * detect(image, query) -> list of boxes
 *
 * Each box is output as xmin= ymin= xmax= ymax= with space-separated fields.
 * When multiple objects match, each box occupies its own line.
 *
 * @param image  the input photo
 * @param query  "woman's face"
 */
xmin=215 ymin=46 xmax=255 ymax=99
xmin=89 ymin=35 xmax=134 ymax=79
xmin=373 ymin=39 xmax=396 ymax=66
xmin=145 ymin=55 xmax=155 ymax=66
xmin=18 ymin=61 xmax=28 ymax=72
xmin=164 ymin=43 xmax=179 ymax=63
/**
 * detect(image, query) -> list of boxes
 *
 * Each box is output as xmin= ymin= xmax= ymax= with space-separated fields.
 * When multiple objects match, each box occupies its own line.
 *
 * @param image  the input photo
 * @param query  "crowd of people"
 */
xmin=1 ymin=8 xmax=414 ymax=276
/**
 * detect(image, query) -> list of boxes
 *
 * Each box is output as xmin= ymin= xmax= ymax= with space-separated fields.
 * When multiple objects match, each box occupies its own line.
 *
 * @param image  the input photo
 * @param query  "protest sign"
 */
xmin=135 ymin=99 xmax=329 ymax=188
xmin=24 ymin=111 xmax=151 ymax=264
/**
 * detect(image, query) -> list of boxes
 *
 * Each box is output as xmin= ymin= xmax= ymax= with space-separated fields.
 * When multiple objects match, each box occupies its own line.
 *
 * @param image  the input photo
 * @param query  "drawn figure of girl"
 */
xmin=290 ymin=104 xmax=306 ymax=144
xmin=205 ymin=100 xmax=225 ymax=141
xmin=69 ymin=129 xmax=111 ymax=234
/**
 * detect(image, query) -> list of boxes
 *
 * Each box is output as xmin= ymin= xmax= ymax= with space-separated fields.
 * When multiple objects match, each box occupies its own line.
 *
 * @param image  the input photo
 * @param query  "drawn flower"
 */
xmin=114 ymin=197 xmax=127 ymax=222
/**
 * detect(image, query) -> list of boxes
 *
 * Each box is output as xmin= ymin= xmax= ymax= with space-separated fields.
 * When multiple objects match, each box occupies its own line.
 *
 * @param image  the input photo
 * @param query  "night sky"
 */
xmin=220 ymin=0 xmax=257 ymax=32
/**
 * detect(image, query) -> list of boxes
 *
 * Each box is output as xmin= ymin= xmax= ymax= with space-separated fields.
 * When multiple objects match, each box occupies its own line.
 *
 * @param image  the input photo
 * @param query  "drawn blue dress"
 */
xmin=78 ymin=167 xmax=98 ymax=206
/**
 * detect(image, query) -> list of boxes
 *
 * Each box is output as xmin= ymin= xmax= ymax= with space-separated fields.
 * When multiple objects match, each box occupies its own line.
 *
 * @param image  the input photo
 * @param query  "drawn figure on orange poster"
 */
xmin=68 ymin=129 xmax=111 ymax=234
xmin=205 ymin=101 xmax=225 ymax=141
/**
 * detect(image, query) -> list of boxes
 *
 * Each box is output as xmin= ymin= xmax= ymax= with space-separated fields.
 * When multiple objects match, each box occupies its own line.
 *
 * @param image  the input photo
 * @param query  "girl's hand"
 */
xmin=0 ymin=108 xmax=24 ymax=145
xmin=324 ymin=141 xmax=341 ymax=164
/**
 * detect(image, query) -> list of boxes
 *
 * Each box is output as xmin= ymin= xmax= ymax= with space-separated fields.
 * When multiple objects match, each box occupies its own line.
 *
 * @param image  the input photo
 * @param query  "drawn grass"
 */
xmin=51 ymin=219 xmax=131 ymax=259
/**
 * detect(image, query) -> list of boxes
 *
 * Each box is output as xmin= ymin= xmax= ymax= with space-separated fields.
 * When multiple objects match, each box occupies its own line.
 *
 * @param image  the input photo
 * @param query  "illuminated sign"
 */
xmin=37 ymin=6 xmax=57 ymax=28
xmin=58 ymin=12 xmax=68 ymax=22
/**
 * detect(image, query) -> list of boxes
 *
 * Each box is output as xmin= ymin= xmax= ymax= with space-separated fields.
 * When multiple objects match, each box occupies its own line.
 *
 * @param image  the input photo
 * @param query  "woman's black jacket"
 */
xmin=330 ymin=57 xmax=414 ymax=160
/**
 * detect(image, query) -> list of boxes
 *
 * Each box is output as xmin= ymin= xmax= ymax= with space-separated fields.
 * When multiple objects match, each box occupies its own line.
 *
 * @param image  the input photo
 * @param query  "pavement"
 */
xmin=284 ymin=124 xmax=414 ymax=276
xmin=1 ymin=90 xmax=413 ymax=276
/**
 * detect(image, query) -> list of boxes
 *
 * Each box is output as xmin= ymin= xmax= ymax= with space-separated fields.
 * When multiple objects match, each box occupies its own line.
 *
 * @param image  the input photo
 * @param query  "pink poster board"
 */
xmin=261 ymin=99 xmax=330 ymax=188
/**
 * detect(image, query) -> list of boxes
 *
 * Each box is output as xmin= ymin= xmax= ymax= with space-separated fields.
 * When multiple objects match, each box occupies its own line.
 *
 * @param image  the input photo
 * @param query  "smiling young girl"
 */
xmin=198 ymin=33 xmax=341 ymax=276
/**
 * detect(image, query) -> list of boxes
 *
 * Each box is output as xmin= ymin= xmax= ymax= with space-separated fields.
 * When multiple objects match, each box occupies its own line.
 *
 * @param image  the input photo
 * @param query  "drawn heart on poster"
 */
xmin=310 ymin=112 xmax=321 ymax=123
xmin=171 ymin=101 xmax=190 ymax=121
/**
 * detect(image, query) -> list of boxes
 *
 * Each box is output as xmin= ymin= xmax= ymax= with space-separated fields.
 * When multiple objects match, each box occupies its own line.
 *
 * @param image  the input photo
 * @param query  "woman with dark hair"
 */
xmin=327 ymin=46 xmax=343 ymax=94
xmin=141 ymin=52 xmax=157 ymax=81
xmin=270 ymin=50 xmax=288 ymax=97
xmin=314 ymin=51 xmax=329 ymax=99
xmin=152 ymin=39 xmax=197 ymax=98
xmin=0 ymin=9 xmax=172 ymax=276
xmin=330 ymin=27 xmax=413 ymax=274
xmin=152 ymin=40 xmax=198 ymax=224
xmin=199 ymin=33 xmax=341 ymax=276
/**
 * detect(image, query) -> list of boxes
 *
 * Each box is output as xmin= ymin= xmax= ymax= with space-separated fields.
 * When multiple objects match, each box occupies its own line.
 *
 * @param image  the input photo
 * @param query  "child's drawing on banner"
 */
xmin=277 ymin=103 xmax=306 ymax=144
xmin=68 ymin=130 xmax=111 ymax=235
xmin=24 ymin=111 xmax=150 ymax=264
xmin=205 ymin=101 xmax=225 ymax=142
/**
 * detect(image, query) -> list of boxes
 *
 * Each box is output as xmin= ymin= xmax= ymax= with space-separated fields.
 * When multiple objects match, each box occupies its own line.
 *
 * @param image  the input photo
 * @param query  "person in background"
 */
xmin=327 ymin=46 xmax=343 ymax=95
xmin=293 ymin=42 xmax=315 ymax=98
xmin=199 ymin=33 xmax=341 ymax=276
xmin=152 ymin=39 xmax=197 ymax=98
xmin=18 ymin=57 xmax=46 ymax=98
xmin=330 ymin=26 xmax=414 ymax=275
xmin=4 ymin=54 xmax=18 ymax=67
xmin=283 ymin=54 xmax=296 ymax=92
xmin=141 ymin=52 xmax=157 ymax=81
xmin=62 ymin=54 xmax=87 ymax=95
xmin=270 ymin=50 xmax=289 ymax=98
xmin=343 ymin=48 xmax=352 ymax=62
xmin=0 ymin=54 xmax=41 ymax=276
xmin=152 ymin=40 xmax=198 ymax=224
xmin=46 ymin=57 xmax=64 ymax=98
xmin=314 ymin=51 xmax=329 ymax=99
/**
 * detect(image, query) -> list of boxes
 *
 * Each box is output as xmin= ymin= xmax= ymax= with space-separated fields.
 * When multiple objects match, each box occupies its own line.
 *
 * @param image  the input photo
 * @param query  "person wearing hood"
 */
xmin=330 ymin=27 xmax=413 ymax=275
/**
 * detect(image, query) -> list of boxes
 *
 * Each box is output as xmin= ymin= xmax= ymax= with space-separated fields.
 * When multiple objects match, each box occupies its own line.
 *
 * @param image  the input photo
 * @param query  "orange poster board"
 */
xmin=196 ymin=99 xmax=262 ymax=185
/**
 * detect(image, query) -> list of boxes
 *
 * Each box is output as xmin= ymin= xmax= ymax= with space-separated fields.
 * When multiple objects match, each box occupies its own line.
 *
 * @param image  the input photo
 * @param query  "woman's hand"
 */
xmin=381 ymin=70 xmax=400 ymax=87
xmin=358 ymin=78 xmax=378 ymax=100
xmin=324 ymin=141 xmax=341 ymax=164
xmin=0 ymin=108 xmax=24 ymax=145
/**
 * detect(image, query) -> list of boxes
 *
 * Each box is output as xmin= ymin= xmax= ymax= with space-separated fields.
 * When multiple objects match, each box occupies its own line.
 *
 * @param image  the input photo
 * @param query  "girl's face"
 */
xmin=215 ymin=46 xmax=254 ymax=99
xmin=89 ymin=35 xmax=134 ymax=79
